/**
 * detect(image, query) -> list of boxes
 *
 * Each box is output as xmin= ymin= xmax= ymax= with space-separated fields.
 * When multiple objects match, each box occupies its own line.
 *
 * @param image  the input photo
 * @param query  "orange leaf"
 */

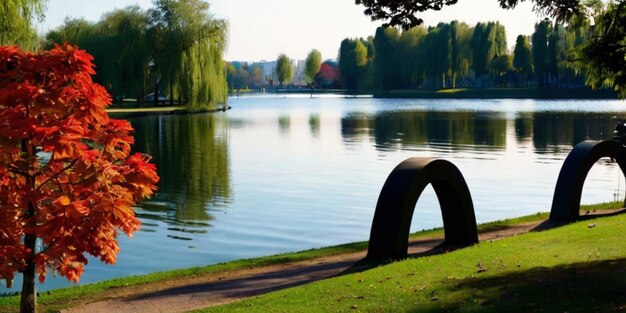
xmin=56 ymin=196 xmax=71 ymax=206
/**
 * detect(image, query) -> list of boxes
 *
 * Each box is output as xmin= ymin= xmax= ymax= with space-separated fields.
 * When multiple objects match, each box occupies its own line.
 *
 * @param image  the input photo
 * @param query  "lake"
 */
xmin=3 ymin=95 xmax=626 ymax=293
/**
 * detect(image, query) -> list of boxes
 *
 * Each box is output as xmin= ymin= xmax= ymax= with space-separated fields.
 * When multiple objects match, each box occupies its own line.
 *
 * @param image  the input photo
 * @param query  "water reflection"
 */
xmin=342 ymin=111 xmax=507 ymax=151
xmin=279 ymin=115 xmax=291 ymax=135
xmin=309 ymin=114 xmax=320 ymax=138
xmin=130 ymin=113 xmax=232 ymax=240
xmin=341 ymin=110 xmax=626 ymax=153
xmin=522 ymin=112 xmax=623 ymax=153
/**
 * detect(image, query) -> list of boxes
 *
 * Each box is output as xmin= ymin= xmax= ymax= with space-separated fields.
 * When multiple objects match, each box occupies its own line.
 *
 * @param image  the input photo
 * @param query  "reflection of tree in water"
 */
xmin=341 ymin=110 xmax=626 ymax=154
xmin=309 ymin=114 xmax=320 ymax=138
xmin=341 ymin=111 xmax=506 ymax=150
xmin=128 ymin=113 xmax=231 ymax=239
xmin=278 ymin=115 xmax=291 ymax=135
xmin=514 ymin=112 xmax=626 ymax=153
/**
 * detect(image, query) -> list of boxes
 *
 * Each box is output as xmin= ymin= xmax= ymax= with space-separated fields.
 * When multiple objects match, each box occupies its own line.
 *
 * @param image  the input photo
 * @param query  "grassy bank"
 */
xmin=197 ymin=207 xmax=626 ymax=313
xmin=376 ymin=87 xmax=619 ymax=99
xmin=0 ymin=202 xmax=621 ymax=312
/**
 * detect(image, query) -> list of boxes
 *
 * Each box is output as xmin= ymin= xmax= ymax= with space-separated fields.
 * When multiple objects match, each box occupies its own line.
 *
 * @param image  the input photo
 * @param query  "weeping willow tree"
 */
xmin=175 ymin=28 xmax=228 ymax=111
xmin=150 ymin=0 xmax=228 ymax=111
xmin=98 ymin=6 xmax=151 ymax=103
xmin=0 ymin=0 xmax=46 ymax=50
xmin=45 ymin=0 xmax=228 ymax=110
xmin=45 ymin=8 xmax=151 ymax=104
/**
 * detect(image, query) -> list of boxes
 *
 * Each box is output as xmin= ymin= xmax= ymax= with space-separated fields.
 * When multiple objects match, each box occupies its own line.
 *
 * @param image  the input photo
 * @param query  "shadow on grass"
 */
xmin=532 ymin=208 xmax=626 ymax=232
xmin=345 ymin=238 xmax=447 ymax=275
xmin=416 ymin=259 xmax=626 ymax=313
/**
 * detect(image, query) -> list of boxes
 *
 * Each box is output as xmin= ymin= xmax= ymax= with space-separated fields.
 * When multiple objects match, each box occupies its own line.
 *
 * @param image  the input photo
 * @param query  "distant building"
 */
xmin=292 ymin=59 xmax=305 ymax=85
xmin=260 ymin=61 xmax=277 ymax=81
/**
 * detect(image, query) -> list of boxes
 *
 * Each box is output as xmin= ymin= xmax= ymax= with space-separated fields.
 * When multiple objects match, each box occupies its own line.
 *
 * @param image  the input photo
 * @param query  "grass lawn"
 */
xmin=0 ymin=202 xmax=622 ymax=312
xmin=195 ymin=209 xmax=626 ymax=312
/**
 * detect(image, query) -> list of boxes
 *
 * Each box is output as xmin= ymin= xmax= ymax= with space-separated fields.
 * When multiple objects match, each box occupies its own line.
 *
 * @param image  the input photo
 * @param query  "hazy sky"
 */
xmin=40 ymin=0 xmax=543 ymax=62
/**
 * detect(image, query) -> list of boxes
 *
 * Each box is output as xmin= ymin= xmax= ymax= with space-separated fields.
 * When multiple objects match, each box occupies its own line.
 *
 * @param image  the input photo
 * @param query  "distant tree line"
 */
xmin=355 ymin=0 xmax=626 ymax=97
xmin=338 ymin=19 xmax=595 ymax=91
xmin=226 ymin=49 xmax=329 ymax=92
xmin=45 ymin=0 xmax=228 ymax=111
xmin=226 ymin=62 xmax=266 ymax=92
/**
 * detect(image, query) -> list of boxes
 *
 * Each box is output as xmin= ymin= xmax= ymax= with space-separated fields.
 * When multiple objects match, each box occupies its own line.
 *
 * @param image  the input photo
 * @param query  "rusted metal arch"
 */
xmin=550 ymin=140 xmax=626 ymax=221
xmin=366 ymin=158 xmax=478 ymax=261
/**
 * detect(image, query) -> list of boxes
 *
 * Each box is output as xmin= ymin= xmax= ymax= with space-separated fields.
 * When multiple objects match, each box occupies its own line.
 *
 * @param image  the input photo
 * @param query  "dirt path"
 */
xmin=61 ymin=222 xmax=540 ymax=313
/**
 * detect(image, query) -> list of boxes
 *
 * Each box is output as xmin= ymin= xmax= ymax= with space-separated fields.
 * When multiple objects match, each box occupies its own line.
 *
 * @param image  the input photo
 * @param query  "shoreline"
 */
xmin=106 ymin=105 xmax=231 ymax=117
xmin=265 ymin=87 xmax=620 ymax=100
xmin=1 ymin=202 xmax=622 ymax=312
xmin=374 ymin=87 xmax=619 ymax=100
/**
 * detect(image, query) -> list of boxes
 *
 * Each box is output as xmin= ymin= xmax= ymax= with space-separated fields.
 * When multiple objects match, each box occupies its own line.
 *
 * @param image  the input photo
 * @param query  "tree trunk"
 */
xmin=20 ymin=235 xmax=36 ymax=313
xmin=169 ymin=82 xmax=174 ymax=106
xmin=20 ymin=139 xmax=37 ymax=313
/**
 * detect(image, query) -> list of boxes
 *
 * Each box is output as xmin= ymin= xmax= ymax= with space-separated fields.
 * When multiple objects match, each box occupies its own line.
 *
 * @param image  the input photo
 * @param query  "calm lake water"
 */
xmin=3 ymin=95 xmax=626 ymax=293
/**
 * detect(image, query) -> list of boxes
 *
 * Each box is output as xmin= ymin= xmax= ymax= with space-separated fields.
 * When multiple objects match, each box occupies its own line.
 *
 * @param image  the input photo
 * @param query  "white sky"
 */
xmin=39 ymin=0 xmax=543 ymax=62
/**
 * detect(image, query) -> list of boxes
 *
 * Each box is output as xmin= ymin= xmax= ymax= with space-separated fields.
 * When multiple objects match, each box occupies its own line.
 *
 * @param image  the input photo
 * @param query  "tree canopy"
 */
xmin=336 ymin=19 xmax=606 ymax=91
xmin=0 ymin=44 xmax=159 ymax=313
xmin=46 ymin=0 xmax=229 ymax=111
xmin=355 ymin=0 xmax=585 ymax=30
xmin=304 ymin=49 xmax=323 ymax=84
xmin=0 ymin=0 xmax=47 ymax=50
xmin=355 ymin=0 xmax=626 ymax=96
xmin=276 ymin=54 xmax=294 ymax=87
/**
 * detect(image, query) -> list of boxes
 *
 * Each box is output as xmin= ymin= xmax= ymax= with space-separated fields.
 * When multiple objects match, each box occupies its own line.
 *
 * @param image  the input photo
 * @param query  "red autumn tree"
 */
xmin=0 ymin=44 xmax=159 ymax=313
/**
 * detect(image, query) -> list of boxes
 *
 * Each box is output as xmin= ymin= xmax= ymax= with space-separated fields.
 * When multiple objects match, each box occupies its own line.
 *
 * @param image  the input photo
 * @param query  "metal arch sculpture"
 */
xmin=366 ymin=158 xmax=478 ymax=261
xmin=550 ymin=140 xmax=626 ymax=221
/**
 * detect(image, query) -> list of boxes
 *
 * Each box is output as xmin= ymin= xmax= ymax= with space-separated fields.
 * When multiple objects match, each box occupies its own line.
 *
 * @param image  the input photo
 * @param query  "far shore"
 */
xmin=104 ymin=87 xmax=621 ymax=116
xmin=267 ymin=87 xmax=620 ymax=100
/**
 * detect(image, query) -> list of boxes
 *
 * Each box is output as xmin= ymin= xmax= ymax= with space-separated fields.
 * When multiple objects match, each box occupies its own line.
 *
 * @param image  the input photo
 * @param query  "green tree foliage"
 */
xmin=547 ymin=24 xmax=567 ymax=85
xmin=490 ymin=54 xmax=513 ymax=79
xmin=397 ymin=26 xmax=428 ymax=89
xmin=0 ymin=0 xmax=46 ymax=50
xmin=99 ymin=7 xmax=151 ymax=103
xmin=529 ymin=20 xmax=583 ymax=87
xmin=276 ymin=54 xmax=294 ymax=87
xmin=471 ymin=22 xmax=507 ymax=79
xmin=337 ymin=20 xmax=608 ymax=91
xmin=46 ymin=0 xmax=228 ymax=111
xmin=339 ymin=38 xmax=373 ymax=90
xmin=339 ymin=22 xmax=509 ymax=91
xmin=304 ymin=49 xmax=322 ymax=85
xmin=571 ymin=1 xmax=626 ymax=96
xmin=354 ymin=0 xmax=626 ymax=96
xmin=149 ymin=0 xmax=228 ymax=111
xmin=373 ymin=27 xmax=401 ymax=90
xmin=513 ymin=35 xmax=532 ymax=80
xmin=532 ymin=20 xmax=550 ymax=86
xmin=226 ymin=62 xmax=265 ymax=92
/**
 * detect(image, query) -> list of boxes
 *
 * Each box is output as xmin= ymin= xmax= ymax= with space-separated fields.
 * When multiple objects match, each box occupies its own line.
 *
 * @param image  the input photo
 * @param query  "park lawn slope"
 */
xmin=196 ymin=212 xmax=626 ymax=313
xmin=0 ymin=203 xmax=617 ymax=312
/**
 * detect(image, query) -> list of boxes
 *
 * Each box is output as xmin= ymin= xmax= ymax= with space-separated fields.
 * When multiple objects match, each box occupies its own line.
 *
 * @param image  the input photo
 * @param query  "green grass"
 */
xmin=0 ymin=202 xmax=621 ymax=312
xmin=0 ymin=241 xmax=370 ymax=312
xmin=436 ymin=88 xmax=469 ymax=94
xmin=195 ymin=212 xmax=626 ymax=313
xmin=580 ymin=200 xmax=624 ymax=212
